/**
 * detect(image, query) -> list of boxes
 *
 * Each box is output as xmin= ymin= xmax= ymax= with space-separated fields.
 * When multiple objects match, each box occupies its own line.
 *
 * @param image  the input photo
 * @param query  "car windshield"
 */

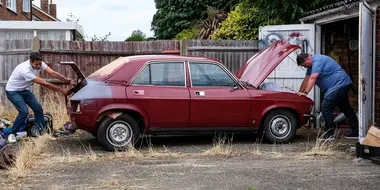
xmin=87 ymin=57 xmax=128 ymax=79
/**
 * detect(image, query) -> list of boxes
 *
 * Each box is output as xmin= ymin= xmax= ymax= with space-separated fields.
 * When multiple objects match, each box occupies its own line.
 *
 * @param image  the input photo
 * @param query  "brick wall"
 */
xmin=323 ymin=18 xmax=359 ymax=112
xmin=375 ymin=7 xmax=380 ymax=124
xmin=32 ymin=7 xmax=55 ymax=21
xmin=0 ymin=0 xmax=56 ymax=21
xmin=0 ymin=0 xmax=32 ymax=21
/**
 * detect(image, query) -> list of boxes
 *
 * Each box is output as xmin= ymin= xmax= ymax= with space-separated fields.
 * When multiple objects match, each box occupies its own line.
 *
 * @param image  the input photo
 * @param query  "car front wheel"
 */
xmin=262 ymin=110 xmax=297 ymax=143
xmin=97 ymin=114 xmax=140 ymax=151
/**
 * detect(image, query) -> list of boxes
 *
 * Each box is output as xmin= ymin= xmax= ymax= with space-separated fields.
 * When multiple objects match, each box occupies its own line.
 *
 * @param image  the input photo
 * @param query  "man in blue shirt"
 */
xmin=296 ymin=53 xmax=358 ymax=141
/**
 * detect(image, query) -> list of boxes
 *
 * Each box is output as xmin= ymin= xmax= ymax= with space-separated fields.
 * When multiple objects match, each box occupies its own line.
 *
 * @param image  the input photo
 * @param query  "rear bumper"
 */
xmin=69 ymin=112 xmax=97 ymax=134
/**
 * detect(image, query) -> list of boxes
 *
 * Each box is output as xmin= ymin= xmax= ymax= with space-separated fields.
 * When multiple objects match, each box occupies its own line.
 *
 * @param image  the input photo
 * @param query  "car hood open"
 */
xmin=235 ymin=40 xmax=300 ymax=88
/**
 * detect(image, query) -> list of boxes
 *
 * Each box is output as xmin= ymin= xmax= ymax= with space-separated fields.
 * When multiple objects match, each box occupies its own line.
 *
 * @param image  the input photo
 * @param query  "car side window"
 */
xmin=133 ymin=62 xmax=185 ymax=86
xmin=189 ymin=62 xmax=235 ymax=87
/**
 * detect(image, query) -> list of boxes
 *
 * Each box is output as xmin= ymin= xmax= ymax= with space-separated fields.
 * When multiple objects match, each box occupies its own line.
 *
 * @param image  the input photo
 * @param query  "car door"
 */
xmin=188 ymin=61 xmax=252 ymax=128
xmin=126 ymin=61 xmax=190 ymax=128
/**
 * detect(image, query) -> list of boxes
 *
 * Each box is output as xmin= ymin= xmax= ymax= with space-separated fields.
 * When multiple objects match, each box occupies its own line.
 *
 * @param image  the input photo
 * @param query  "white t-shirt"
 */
xmin=5 ymin=60 xmax=48 ymax=91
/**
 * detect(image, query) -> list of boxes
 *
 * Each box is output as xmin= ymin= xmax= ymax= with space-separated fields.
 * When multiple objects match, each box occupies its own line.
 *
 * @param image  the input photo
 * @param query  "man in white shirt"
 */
xmin=3 ymin=52 xmax=75 ymax=139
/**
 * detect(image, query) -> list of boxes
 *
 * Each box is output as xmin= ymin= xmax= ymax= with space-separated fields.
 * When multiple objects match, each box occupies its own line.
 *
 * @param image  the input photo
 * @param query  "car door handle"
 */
xmin=133 ymin=90 xmax=144 ymax=95
xmin=194 ymin=91 xmax=205 ymax=96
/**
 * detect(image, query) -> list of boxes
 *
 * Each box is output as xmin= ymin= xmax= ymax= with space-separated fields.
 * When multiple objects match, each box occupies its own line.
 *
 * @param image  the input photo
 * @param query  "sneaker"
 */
xmin=344 ymin=131 xmax=359 ymax=140
xmin=7 ymin=134 xmax=17 ymax=143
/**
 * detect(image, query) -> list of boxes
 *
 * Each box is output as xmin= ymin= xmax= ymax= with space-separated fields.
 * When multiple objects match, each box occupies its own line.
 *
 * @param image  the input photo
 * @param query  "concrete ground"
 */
xmin=2 ymin=128 xmax=380 ymax=190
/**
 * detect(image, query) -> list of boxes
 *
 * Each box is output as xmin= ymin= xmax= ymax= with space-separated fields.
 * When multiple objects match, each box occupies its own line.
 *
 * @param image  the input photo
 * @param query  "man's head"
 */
xmin=29 ymin=52 xmax=43 ymax=70
xmin=297 ymin=53 xmax=312 ymax=68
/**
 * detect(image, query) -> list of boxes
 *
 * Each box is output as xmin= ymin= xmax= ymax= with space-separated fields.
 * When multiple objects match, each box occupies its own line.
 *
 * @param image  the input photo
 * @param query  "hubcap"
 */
xmin=269 ymin=116 xmax=291 ymax=139
xmin=106 ymin=121 xmax=133 ymax=147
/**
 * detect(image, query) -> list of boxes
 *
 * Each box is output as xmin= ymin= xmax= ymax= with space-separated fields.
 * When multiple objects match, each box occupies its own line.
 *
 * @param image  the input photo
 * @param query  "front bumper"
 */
xmin=303 ymin=114 xmax=316 ymax=128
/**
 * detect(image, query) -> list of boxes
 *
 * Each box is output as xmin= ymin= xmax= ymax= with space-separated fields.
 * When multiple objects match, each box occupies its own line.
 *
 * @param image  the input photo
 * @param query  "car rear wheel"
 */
xmin=97 ymin=114 xmax=141 ymax=151
xmin=262 ymin=110 xmax=297 ymax=143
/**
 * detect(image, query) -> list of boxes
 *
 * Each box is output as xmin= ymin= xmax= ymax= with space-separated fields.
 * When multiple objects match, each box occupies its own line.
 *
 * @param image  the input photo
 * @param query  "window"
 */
xmin=23 ymin=0 xmax=30 ymax=12
xmin=133 ymin=62 xmax=185 ymax=86
xmin=189 ymin=63 xmax=235 ymax=87
xmin=7 ymin=0 xmax=17 ymax=13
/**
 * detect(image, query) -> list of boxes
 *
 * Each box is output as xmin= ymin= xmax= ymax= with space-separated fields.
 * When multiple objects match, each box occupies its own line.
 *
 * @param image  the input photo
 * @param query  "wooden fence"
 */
xmin=182 ymin=40 xmax=259 ymax=74
xmin=0 ymin=39 xmax=34 ymax=105
xmin=0 ymin=37 xmax=260 ymax=106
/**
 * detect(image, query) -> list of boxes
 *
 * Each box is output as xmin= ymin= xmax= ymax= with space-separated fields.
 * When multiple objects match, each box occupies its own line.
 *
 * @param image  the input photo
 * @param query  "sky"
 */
xmin=33 ymin=0 xmax=157 ymax=41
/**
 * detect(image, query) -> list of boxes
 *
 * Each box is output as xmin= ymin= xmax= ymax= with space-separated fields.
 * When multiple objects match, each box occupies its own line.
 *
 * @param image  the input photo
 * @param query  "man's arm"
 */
xmin=304 ymin=73 xmax=319 ymax=94
xmin=299 ymin=76 xmax=310 ymax=92
xmin=32 ymin=77 xmax=69 ymax=95
xmin=44 ymin=67 xmax=71 ymax=83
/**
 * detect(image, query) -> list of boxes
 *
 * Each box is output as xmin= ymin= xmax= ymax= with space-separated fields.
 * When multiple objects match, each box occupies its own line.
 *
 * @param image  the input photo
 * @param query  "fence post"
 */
xmin=180 ymin=39 xmax=188 ymax=56
xmin=31 ymin=36 xmax=42 ymax=102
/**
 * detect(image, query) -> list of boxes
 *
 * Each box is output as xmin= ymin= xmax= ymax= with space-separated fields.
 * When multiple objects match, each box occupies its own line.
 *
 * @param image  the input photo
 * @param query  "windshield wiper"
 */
xmin=241 ymin=81 xmax=255 ymax=88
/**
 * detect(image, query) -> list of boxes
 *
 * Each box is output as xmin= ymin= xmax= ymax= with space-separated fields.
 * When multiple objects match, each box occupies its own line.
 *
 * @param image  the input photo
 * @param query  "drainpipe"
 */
xmin=30 ymin=0 xmax=33 ymax=21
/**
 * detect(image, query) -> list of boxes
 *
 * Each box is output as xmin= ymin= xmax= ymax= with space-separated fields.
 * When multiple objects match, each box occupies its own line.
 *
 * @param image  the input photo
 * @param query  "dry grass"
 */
xmin=201 ymin=135 xmax=234 ymax=157
xmin=302 ymin=129 xmax=341 ymax=157
xmin=0 ymin=93 xmax=68 ymax=180
xmin=41 ymin=92 xmax=69 ymax=130
xmin=82 ymin=144 xmax=97 ymax=161
xmin=8 ymin=134 xmax=52 ymax=180
xmin=113 ymin=146 xmax=144 ymax=159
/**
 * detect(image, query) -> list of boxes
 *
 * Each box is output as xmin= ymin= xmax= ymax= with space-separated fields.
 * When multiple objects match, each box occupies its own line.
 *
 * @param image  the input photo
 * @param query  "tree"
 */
xmin=212 ymin=0 xmax=342 ymax=40
xmin=212 ymin=5 xmax=258 ymax=40
xmin=151 ymin=0 xmax=240 ymax=39
xmin=125 ymin=30 xmax=147 ymax=41
xmin=174 ymin=28 xmax=200 ymax=40
xmin=66 ymin=13 xmax=112 ymax=41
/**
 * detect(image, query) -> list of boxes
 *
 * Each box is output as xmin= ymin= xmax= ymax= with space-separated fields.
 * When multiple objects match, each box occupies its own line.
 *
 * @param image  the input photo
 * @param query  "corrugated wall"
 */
xmin=185 ymin=40 xmax=259 ymax=74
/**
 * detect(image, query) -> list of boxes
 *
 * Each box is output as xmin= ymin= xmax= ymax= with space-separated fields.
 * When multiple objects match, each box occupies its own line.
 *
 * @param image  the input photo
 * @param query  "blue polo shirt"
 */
xmin=306 ymin=54 xmax=352 ymax=97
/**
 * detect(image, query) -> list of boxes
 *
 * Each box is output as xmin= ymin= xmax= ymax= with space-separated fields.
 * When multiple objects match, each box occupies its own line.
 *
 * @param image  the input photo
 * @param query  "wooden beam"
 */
xmin=0 ymin=49 xmax=32 ymax=55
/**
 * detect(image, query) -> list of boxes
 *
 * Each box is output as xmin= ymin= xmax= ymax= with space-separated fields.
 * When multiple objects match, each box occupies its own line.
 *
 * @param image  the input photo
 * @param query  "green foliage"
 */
xmin=213 ymin=0 xmax=341 ymax=40
xmin=151 ymin=0 xmax=240 ymax=39
xmin=125 ymin=29 xmax=147 ymax=41
xmin=174 ymin=28 xmax=200 ymax=40
xmin=212 ymin=5 xmax=258 ymax=40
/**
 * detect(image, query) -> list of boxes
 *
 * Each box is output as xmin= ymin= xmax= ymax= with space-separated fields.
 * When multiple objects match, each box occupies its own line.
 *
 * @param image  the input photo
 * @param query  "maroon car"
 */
xmin=64 ymin=40 xmax=314 ymax=151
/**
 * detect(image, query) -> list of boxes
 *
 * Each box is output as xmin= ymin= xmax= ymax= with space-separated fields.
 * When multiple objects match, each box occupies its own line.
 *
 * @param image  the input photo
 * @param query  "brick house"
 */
xmin=0 ymin=0 xmax=58 ymax=21
xmin=259 ymin=0 xmax=380 ymax=143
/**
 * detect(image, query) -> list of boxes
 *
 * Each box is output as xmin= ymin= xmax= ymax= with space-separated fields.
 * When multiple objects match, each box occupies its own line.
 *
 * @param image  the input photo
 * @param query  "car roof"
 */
xmin=123 ymin=55 xmax=221 ymax=63
xmin=87 ymin=55 xmax=222 ymax=81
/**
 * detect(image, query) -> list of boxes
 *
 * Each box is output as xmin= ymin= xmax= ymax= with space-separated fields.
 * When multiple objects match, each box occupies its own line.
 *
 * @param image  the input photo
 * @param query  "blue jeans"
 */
xmin=4 ymin=90 xmax=44 ymax=136
xmin=321 ymin=85 xmax=359 ymax=134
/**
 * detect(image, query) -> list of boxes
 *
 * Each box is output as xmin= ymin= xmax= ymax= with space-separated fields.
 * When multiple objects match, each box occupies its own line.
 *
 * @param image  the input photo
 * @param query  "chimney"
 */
xmin=41 ymin=0 xmax=49 ymax=13
xmin=49 ymin=3 xmax=57 ymax=18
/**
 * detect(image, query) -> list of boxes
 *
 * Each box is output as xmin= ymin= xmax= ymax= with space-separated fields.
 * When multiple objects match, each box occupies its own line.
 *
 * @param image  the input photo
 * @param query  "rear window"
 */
xmin=88 ymin=57 xmax=129 ymax=79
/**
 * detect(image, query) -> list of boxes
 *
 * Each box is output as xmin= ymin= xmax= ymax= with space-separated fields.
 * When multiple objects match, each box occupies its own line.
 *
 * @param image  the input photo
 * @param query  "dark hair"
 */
xmin=29 ymin=52 xmax=43 ymax=61
xmin=296 ymin=53 xmax=310 ymax=65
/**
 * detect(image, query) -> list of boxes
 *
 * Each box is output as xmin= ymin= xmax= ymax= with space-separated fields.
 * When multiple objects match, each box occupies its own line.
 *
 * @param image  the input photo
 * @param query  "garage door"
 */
xmin=259 ymin=24 xmax=321 ymax=112
xmin=358 ymin=2 xmax=375 ymax=143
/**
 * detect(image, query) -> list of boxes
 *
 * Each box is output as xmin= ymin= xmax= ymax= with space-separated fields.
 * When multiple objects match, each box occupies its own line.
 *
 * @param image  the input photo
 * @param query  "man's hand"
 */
xmin=297 ymin=92 xmax=307 ymax=96
xmin=60 ymin=88 xmax=71 ymax=96
xmin=68 ymin=79 xmax=77 ymax=86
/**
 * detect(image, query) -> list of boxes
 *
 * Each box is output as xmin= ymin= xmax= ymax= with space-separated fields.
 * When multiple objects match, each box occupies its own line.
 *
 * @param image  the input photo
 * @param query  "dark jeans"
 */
xmin=4 ymin=90 xmax=44 ymax=136
xmin=321 ymin=85 xmax=358 ymax=134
